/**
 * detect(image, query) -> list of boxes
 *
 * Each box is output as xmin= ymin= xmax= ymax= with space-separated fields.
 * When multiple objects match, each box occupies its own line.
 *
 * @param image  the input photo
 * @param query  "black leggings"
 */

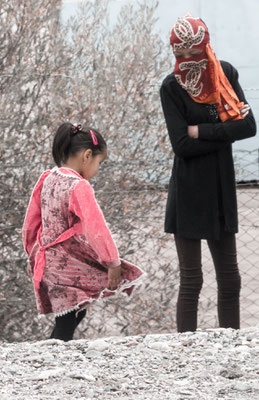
xmin=174 ymin=229 xmax=241 ymax=332
xmin=50 ymin=309 xmax=86 ymax=341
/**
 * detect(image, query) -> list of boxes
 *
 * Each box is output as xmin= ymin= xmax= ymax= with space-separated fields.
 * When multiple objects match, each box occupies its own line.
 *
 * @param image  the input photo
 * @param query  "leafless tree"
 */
xmin=0 ymin=0 xmax=66 ymax=340
xmin=52 ymin=0 xmax=172 ymax=187
xmin=0 ymin=0 xmax=180 ymax=342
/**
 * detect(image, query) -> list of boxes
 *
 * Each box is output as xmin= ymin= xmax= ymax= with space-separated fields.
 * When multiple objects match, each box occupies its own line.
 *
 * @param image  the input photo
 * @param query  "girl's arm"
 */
xmin=198 ymin=65 xmax=257 ymax=142
xmin=160 ymin=83 xmax=228 ymax=159
xmin=22 ymin=170 xmax=51 ymax=255
xmin=70 ymin=180 xmax=120 ymax=268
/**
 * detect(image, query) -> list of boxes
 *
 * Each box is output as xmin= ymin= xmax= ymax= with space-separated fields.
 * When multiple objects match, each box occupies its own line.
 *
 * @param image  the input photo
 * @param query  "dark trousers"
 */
xmin=174 ymin=228 xmax=241 ymax=332
xmin=50 ymin=309 xmax=86 ymax=341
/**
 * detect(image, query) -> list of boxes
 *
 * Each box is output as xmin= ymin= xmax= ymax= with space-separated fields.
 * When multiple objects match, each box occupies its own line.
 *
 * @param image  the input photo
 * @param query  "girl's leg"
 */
xmin=53 ymin=311 xmax=77 ymax=341
xmin=50 ymin=311 xmax=77 ymax=341
xmin=50 ymin=308 xmax=87 ymax=341
xmin=50 ymin=327 xmax=55 ymax=339
xmin=76 ymin=309 xmax=86 ymax=327
xmin=207 ymin=229 xmax=241 ymax=329
xmin=174 ymin=235 xmax=203 ymax=332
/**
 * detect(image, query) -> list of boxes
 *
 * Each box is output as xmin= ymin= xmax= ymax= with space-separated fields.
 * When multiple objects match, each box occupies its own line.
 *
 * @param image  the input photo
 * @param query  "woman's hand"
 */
xmin=239 ymin=104 xmax=250 ymax=118
xmin=188 ymin=125 xmax=199 ymax=139
xmin=108 ymin=265 xmax=122 ymax=290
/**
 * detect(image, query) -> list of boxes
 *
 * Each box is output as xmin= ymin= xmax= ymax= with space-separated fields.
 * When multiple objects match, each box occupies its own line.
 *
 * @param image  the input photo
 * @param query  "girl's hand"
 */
xmin=188 ymin=125 xmax=199 ymax=139
xmin=27 ymin=262 xmax=33 ymax=277
xmin=108 ymin=265 xmax=122 ymax=290
xmin=239 ymin=104 xmax=250 ymax=118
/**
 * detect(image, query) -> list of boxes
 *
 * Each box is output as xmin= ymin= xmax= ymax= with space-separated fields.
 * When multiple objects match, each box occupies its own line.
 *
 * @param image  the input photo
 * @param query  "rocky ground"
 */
xmin=0 ymin=327 xmax=259 ymax=400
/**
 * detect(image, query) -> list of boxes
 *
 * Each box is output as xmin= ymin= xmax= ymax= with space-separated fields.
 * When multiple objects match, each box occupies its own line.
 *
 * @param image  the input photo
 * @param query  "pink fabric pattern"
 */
xmin=22 ymin=167 xmax=144 ymax=316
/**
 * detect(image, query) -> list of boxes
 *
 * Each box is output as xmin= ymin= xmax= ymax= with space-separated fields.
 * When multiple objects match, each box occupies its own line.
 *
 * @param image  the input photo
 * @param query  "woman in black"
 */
xmin=160 ymin=15 xmax=256 ymax=332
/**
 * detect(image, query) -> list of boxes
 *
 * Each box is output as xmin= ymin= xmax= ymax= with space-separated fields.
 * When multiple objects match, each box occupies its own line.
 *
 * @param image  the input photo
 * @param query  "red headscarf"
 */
xmin=170 ymin=15 xmax=243 ymax=122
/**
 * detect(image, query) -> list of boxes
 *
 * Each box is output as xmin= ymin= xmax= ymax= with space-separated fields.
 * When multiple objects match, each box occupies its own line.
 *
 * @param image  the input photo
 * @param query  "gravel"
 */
xmin=0 ymin=327 xmax=259 ymax=399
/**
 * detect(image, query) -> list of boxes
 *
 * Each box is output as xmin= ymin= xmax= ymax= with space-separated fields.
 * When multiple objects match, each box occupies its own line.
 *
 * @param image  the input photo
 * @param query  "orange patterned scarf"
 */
xmin=170 ymin=16 xmax=243 ymax=122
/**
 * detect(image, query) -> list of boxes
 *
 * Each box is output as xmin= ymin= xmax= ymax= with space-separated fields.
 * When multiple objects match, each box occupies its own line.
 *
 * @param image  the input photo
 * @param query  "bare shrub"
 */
xmin=1 ymin=0 xmax=176 ymax=342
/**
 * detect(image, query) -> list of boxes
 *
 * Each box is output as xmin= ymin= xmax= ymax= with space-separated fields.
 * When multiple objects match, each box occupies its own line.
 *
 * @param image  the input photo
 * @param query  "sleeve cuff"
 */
xmin=198 ymin=123 xmax=214 ymax=140
xmin=103 ymin=259 xmax=121 ymax=269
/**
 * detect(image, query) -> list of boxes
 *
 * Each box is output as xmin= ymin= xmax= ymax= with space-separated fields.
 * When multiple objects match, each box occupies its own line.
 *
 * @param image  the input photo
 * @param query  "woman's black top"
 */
xmin=160 ymin=61 xmax=257 ymax=240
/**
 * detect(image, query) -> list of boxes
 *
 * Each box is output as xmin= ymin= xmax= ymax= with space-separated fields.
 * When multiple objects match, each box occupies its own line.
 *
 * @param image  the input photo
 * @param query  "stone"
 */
xmin=0 ymin=327 xmax=258 ymax=400
xmin=234 ymin=382 xmax=252 ymax=391
xmin=148 ymin=342 xmax=170 ymax=351
xmin=85 ymin=350 xmax=102 ymax=358
xmin=219 ymin=366 xmax=243 ymax=379
xmin=87 ymin=339 xmax=109 ymax=352
xmin=67 ymin=371 xmax=96 ymax=381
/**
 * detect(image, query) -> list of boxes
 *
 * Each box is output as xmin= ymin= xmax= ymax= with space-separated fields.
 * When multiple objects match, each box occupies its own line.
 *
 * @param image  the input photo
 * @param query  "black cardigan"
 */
xmin=160 ymin=61 xmax=257 ymax=240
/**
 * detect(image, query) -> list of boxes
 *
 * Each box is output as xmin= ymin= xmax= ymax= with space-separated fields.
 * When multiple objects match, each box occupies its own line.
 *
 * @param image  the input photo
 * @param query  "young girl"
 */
xmin=22 ymin=123 xmax=144 ymax=341
xmin=160 ymin=15 xmax=256 ymax=332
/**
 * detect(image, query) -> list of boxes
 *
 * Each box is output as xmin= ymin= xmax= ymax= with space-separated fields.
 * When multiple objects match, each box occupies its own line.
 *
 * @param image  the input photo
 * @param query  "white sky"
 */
xmin=62 ymin=0 xmax=259 ymax=68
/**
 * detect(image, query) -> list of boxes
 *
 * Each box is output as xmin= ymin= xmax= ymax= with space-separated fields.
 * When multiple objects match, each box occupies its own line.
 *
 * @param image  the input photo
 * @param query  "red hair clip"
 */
xmin=90 ymin=130 xmax=98 ymax=145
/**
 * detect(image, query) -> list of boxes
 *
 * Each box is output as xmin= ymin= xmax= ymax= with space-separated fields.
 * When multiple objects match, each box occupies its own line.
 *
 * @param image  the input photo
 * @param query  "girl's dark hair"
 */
xmin=52 ymin=122 xmax=107 ymax=167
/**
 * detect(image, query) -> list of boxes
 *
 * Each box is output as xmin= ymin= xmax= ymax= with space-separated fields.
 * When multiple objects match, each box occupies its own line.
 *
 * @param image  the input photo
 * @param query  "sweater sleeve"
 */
xmin=160 ymin=82 xmax=228 ymax=159
xmin=22 ymin=170 xmax=52 ymax=256
xmin=198 ymin=64 xmax=257 ymax=142
xmin=70 ymin=180 xmax=120 ymax=268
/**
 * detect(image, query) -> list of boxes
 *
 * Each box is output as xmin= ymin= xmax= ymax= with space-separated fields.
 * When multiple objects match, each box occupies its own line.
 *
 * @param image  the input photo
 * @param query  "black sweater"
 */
xmin=160 ymin=61 xmax=257 ymax=240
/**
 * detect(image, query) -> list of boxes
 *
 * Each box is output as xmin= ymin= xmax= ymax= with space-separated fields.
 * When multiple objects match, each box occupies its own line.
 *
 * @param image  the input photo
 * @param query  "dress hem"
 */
xmin=38 ymin=269 xmax=146 ymax=318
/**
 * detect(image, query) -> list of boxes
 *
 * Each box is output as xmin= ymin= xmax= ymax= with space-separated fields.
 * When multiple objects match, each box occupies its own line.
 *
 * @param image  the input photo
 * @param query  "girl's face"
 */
xmin=81 ymin=148 xmax=107 ymax=181
xmin=173 ymin=48 xmax=203 ymax=59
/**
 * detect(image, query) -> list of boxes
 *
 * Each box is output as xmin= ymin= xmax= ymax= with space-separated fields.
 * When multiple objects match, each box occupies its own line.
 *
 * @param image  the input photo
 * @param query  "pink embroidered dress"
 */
xmin=22 ymin=167 xmax=144 ymax=316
